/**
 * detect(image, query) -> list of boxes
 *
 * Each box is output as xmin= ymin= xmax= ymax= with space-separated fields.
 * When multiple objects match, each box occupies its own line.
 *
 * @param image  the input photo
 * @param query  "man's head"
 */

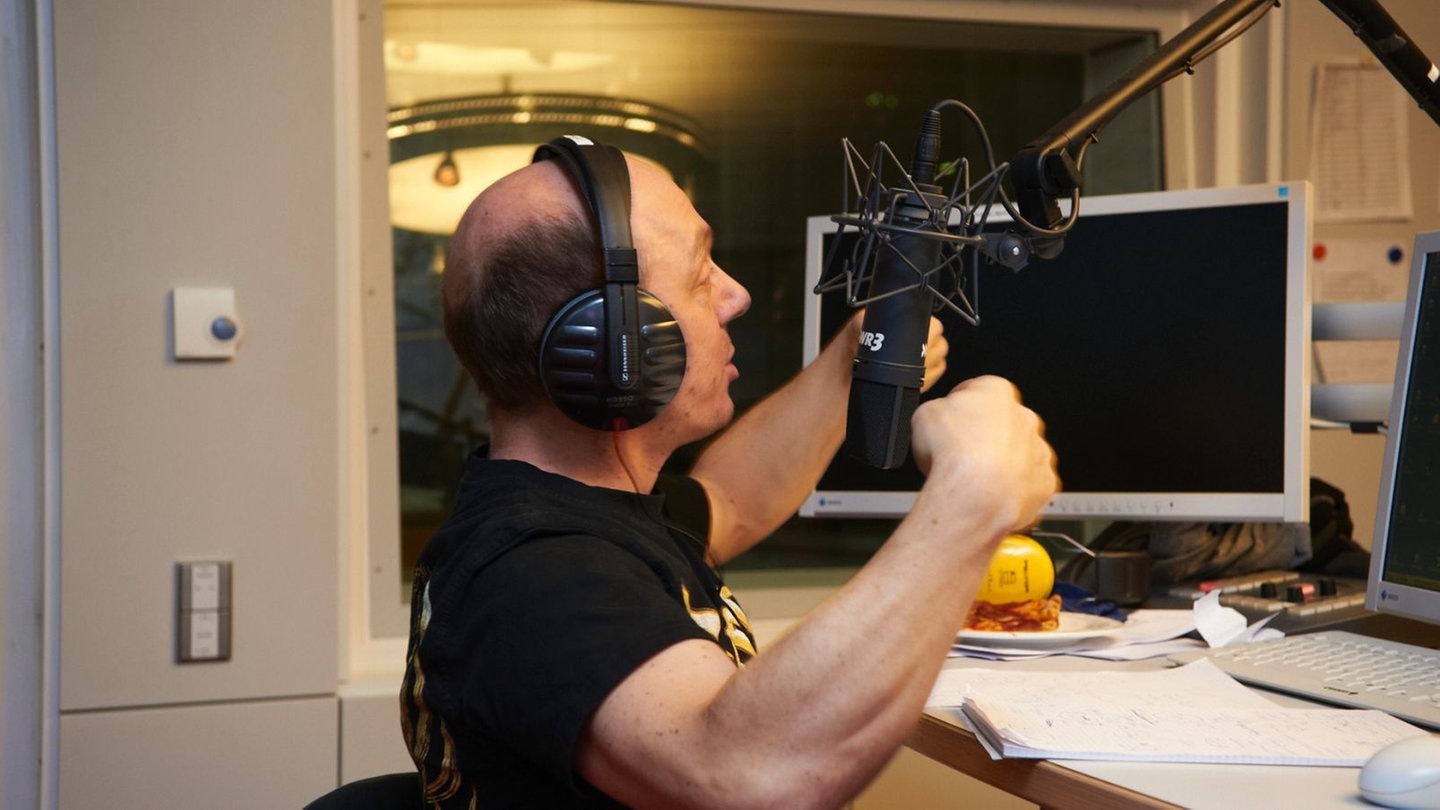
xmin=442 ymin=167 xmax=593 ymax=413
xmin=442 ymin=143 xmax=751 ymax=445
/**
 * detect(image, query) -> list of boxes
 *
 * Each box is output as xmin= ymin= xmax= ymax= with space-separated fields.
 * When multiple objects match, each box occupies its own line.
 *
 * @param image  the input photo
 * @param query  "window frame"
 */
xmin=343 ymin=0 xmax=1287 ymax=674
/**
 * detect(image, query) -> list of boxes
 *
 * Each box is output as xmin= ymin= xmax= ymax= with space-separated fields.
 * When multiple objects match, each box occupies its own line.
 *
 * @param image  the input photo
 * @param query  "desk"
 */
xmin=905 ymin=659 xmax=1376 ymax=810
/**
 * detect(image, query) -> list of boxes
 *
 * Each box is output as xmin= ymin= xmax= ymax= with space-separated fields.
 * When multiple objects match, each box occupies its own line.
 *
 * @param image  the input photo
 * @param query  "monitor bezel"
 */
xmin=801 ymin=182 xmax=1312 ymax=523
xmin=1365 ymin=229 xmax=1440 ymax=623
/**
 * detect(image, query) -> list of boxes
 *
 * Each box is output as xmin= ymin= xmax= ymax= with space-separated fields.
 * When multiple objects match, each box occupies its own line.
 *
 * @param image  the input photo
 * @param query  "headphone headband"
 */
xmin=533 ymin=136 xmax=639 ymax=286
xmin=530 ymin=136 xmax=687 ymax=430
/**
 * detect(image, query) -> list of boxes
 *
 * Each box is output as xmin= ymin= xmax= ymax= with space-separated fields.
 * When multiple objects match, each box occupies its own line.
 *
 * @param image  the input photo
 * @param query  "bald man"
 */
xmin=400 ymin=140 xmax=1058 ymax=809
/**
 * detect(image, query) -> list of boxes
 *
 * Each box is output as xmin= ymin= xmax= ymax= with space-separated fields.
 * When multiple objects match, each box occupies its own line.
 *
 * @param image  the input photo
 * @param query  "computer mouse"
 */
xmin=1359 ymin=734 xmax=1440 ymax=809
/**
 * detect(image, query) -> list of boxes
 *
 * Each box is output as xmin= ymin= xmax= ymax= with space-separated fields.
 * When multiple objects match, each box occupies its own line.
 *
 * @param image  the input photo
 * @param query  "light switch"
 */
xmin=177 ymin=561 xmax=232 ymax=663
xmin=182 ymin=610 xmax=223 ymax=660
xmin=173 ymin=287 xmax=241 ymax=360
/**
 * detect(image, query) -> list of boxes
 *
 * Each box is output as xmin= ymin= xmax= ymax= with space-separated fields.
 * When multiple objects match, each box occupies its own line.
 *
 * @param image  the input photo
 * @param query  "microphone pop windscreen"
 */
xmin=845 ymin=377 xmax=919 ymax=470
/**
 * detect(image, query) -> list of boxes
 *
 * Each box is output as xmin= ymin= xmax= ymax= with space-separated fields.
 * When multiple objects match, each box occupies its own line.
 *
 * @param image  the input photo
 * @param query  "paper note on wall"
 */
xmin=1311 ymin=237 xmax=1410 ymax=302
xmin=1308 ymin=62 xmax=1412 ymax=223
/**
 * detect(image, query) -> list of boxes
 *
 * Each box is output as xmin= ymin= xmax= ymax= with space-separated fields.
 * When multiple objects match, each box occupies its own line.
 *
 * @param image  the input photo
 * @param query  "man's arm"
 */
xmin=691 ymin=314 xmax=948 ymax=565
xmin=578 ymin=376 xmax=1058 ymax=809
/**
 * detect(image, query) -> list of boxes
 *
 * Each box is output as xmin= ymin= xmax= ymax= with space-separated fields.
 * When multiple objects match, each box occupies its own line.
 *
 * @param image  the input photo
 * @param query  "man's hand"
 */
xmin=843 ymin=312 xmax=947 ymax=394
xmin=910 ymin=376 xmax=1059 ymax=536
xmin=920 ymin=316 xmax=948 ymax=394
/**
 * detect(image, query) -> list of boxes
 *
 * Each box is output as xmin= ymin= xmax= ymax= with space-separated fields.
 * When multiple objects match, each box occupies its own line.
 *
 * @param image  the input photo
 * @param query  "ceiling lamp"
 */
xmin=387 ymin=93 xmax=709 ymax=235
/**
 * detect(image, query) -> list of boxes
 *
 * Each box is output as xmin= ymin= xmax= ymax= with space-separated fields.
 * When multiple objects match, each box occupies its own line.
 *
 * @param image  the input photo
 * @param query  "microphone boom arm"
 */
xmin=1010 ymin=0 xmax=1440 ymax=236
xmin=1010 ymin=0 xmax=1275 ymax=233
xmin=1316 ymin=0 xmax=1440 ymax=124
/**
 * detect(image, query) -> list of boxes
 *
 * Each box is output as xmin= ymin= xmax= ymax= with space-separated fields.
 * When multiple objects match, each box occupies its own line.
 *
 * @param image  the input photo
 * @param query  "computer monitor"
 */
xmin=801 ymin=182 xmax=1312 ymax=523
xmin=1366 ymin=230 xmax=1440 ymax=624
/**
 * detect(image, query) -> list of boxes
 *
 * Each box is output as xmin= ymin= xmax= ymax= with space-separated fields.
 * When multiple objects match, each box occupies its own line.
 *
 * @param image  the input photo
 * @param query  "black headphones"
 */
xmin=532 ymin=136 xmax=687 ymax=430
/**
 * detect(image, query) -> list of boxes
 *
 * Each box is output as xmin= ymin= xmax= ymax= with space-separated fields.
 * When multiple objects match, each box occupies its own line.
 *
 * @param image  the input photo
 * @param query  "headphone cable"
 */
xmin=612 ymin=426 xmax=644 ymax=494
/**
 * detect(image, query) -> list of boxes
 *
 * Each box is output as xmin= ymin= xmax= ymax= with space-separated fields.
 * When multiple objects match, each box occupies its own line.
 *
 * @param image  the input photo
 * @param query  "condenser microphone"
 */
xmin=844 ymin=111 xmax=946 ymax=469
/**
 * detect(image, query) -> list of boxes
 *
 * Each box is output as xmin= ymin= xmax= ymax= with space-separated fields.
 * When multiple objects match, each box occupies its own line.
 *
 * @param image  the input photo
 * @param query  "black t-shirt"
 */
xmin=401 ymin=453 xmax=756 ymax=808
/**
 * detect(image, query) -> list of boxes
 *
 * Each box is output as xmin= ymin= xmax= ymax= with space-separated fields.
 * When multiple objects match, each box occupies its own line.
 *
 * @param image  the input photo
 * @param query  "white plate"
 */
xmin=955 ymin=612 xmax=1125 ymax=649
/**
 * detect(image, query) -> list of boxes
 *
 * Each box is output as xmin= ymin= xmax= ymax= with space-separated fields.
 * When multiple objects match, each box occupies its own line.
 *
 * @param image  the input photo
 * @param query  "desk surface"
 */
xmin=909 ymin=658 xmax=1378 ymax=810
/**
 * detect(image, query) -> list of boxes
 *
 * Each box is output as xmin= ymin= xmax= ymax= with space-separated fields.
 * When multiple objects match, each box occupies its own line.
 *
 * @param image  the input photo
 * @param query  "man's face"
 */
xmin=628 ymin=160 xmax=751 ymax=445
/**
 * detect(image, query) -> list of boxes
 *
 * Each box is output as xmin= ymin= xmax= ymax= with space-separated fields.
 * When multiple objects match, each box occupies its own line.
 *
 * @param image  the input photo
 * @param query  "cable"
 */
xmin=612 ymin=427 xmax=644 ymax=493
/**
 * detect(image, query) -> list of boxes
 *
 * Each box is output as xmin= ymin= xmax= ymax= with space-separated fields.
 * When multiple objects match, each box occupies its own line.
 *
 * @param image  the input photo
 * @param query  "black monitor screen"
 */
xmin=802 ymin=183 xmax=1311 ymax=522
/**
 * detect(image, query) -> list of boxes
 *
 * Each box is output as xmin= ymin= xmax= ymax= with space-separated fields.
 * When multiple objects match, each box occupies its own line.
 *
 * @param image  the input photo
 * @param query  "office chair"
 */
xmin=302 ymin=771 xmax=424 ymax=810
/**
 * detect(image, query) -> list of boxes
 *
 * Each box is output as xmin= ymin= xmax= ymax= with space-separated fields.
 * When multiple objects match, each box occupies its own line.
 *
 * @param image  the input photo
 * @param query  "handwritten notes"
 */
xmin=928 ymin=659 xmax=1426 ymax=766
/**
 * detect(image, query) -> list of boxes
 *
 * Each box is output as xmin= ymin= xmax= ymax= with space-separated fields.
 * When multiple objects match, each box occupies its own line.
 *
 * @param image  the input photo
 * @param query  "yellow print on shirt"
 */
xmin=683 ymin=582 xmax=756 ymax=665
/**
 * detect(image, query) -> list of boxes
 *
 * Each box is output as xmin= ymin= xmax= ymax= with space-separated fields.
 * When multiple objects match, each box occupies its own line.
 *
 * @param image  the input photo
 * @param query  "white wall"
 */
xmin=59 ymin=697 xmax=338 ymax=809
xmin=51 ymin=0 xmax=345 ymax=804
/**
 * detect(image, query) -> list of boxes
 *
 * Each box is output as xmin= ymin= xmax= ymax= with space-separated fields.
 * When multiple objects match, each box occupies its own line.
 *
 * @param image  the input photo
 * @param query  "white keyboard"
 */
xmin=1188 ymin=631 xmax=1440 ymax=729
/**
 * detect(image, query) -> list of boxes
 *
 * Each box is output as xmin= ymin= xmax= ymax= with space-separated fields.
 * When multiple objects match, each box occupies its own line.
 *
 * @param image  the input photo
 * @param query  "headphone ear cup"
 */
xmin=539 ymin=289 xmax=686 ymax=430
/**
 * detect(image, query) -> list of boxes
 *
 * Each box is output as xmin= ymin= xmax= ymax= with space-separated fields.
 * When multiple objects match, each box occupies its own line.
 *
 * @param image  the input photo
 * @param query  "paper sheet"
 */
xmin=1192 ymin=590 xmax=1282 ymax=647
xmin=928 ymin=657 xmax=1267 ymax=711
xmin=1308 ymin=62 xmax=1412 ymax=223
xmin=928 ymin=659 xmax=1426 ymax=766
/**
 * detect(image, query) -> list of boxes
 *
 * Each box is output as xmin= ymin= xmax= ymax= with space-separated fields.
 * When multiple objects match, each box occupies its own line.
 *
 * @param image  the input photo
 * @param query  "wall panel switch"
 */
xmin=173 ymin=287 xmax=241 ymax=360
xmin=177 ymin=561 xmax=232 ymax=662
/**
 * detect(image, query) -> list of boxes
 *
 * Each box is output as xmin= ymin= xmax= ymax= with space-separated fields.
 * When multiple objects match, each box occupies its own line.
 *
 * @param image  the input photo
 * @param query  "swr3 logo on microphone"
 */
xmin=859 ymin=330 xmax=926 ymax=356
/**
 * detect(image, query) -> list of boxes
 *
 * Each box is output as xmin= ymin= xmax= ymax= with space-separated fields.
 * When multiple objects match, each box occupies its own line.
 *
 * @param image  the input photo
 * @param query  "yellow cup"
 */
xmin=976 ymin=534 xmax=1055 ymax=603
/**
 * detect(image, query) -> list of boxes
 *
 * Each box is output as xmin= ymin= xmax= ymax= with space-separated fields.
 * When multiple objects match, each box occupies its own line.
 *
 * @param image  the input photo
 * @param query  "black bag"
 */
xmin=1074 ymin=478 xmax=1369 ymax=584
xmin=1296 ymin=477 xmax=1370 ymax=578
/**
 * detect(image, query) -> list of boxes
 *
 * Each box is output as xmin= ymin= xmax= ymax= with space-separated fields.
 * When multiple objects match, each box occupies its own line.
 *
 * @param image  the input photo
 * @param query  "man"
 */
xmin=401 ymin=138 xmax=1059 ymax=808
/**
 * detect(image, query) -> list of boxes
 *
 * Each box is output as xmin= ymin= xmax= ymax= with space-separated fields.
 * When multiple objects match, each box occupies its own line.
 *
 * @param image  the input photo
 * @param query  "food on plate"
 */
xmin=963 ymin=534 xmax=1061 ymax=632
xmin=962 ymin=593 xmax=1063 ymax=632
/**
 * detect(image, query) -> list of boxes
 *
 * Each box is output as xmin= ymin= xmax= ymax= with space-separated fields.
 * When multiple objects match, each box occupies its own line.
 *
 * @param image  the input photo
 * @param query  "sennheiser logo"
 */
xmin=618 ymin=333 xmax=633 ymax=384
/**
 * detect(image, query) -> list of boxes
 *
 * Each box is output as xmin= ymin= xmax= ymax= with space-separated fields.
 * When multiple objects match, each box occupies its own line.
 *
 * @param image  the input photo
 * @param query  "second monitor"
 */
xmin=802 ymin=182 xmax=1312 ymax=523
